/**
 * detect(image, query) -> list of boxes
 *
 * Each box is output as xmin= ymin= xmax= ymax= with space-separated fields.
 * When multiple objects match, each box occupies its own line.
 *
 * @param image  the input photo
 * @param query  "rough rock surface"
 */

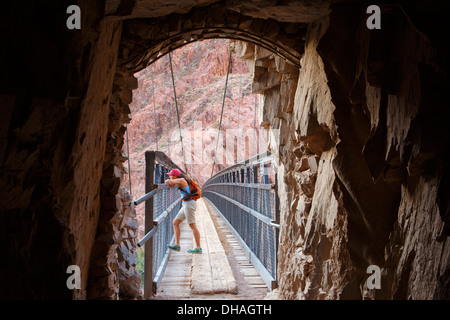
xmin=88 ymin=186 xmax=142 ymax=299
xmin=233 ymin=2 xmax=450 ymax=299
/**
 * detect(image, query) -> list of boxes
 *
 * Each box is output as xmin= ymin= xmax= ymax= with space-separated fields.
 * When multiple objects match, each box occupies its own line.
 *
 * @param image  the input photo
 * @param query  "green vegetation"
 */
xmin=135 ymin=144 xmax=144 ymax=152
xmin=136 ymin=247 xmax=145 ymax=286
xmin=159 ymin=141 xmax=168 ymax=149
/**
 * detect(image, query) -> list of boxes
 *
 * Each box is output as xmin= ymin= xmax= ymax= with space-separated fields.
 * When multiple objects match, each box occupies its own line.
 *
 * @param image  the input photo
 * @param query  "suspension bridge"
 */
xmin=127 ymin=48 xmax=279 ymax=299
xmin=133 ymin=150 xmax=279 ymax=299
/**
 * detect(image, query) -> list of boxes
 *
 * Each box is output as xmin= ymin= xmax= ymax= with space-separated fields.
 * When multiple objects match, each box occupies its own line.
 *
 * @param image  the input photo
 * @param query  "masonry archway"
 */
xmin=101 ymin=6 xmax=308 ymax=299
xmin=117 ymin=3 xmax=307 ymax=73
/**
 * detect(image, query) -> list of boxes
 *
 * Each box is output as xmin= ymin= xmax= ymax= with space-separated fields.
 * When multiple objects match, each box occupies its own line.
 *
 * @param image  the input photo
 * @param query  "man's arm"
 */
xmin=165 ymin=178 xmax=186 ymax=187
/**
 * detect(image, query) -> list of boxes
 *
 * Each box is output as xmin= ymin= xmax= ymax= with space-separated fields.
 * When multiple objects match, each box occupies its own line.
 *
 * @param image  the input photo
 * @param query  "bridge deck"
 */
xmin=154 ymin=198 xmax=269 ymax=300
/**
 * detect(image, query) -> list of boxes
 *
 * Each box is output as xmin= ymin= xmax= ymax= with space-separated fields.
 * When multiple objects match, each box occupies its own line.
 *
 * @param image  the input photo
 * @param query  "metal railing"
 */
xmin=202 ymin=151 xmax=280 ymax=290
xmin=133 ymin=151 xmax=184 ymax=298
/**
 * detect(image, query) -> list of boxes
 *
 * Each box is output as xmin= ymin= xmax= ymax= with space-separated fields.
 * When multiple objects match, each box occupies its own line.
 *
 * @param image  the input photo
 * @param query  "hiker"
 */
xmin=165 ymin=168 xmax=202 ymax=254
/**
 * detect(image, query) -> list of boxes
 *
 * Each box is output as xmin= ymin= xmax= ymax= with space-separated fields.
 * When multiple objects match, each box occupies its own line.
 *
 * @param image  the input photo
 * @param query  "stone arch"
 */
xmin=99 ymin=8 xmax=307 ymax=298
xmin=117 ymin=3 xmax=307 ymax=73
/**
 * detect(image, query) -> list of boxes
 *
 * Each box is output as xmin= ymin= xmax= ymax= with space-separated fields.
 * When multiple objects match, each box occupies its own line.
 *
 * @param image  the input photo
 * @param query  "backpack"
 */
xmin=180 ymin=179 xmax=201 ymax=201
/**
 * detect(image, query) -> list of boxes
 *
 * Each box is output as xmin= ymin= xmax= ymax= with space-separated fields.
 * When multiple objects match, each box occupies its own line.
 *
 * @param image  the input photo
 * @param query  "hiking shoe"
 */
xmin=168 ymin=244 xmax=180 ymax=251
xmin=188 ymin=248 xmax=202 ymax=254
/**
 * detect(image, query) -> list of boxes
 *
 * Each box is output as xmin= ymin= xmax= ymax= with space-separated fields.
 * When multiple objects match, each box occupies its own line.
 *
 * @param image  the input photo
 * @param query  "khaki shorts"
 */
xmin=175 ymin=201 xmax=197 ymax=224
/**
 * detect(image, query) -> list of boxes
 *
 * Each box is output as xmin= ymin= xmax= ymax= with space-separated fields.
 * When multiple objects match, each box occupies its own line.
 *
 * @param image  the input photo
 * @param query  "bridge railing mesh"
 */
xmin=134 ymin=151 xmax=186 ymax=298
xmin=202 ymin=151 xmax=279 ymax=289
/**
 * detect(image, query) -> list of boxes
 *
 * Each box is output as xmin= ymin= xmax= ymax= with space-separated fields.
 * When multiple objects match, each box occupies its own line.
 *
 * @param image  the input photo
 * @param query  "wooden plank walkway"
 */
xmin=154 ymin=198 xmax=269 ymax=300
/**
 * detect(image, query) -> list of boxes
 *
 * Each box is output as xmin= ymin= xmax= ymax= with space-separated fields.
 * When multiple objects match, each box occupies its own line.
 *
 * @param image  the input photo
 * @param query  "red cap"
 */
xmin=167 ymin=168 xmax=182 ymax=177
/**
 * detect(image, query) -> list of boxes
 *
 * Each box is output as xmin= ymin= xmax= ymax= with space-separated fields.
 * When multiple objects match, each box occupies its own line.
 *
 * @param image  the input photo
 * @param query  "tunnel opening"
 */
xmin=122 ymin=39 xmax=273 ymax=292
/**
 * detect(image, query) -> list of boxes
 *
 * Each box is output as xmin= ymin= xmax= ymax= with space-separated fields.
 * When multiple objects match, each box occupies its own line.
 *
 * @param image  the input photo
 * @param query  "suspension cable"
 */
xmin=165 ymin=56 xmax=170 ymax=156
xmin=168 ymin=52 xmax=188 ymax=174
xmin=254 ymin=95 xmax=258 ymax=154
xmin=150 ymin=65 xmax=158 ymax=150
xmin=236 ymin=73 xmax=242 ymax=164
xmin=125 ymin=123 xmax=132 ymax=197
xmin=211 ymin=49 xmax=232 ymax=178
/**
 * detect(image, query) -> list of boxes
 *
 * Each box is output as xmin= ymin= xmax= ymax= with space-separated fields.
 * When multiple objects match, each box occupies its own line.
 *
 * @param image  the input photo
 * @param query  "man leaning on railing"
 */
xmin=164 ymin=169 xmax=202 ymax=254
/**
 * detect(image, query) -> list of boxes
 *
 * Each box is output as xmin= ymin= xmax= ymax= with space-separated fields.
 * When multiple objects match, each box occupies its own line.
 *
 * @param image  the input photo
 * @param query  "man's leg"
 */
xmin=172 ymin=205 xmax=187 ymax=248
xmin=173 ymin=218 xmax=182 ymax=246
xmin=185 ymin=201 xmax=200 ymax=248
xmin=189 ymin=223 xmax=201 ymax=248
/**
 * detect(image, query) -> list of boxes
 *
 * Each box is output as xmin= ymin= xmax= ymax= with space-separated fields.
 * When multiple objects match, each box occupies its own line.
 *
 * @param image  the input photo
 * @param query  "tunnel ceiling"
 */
xmin=105 ymin=0 xmax=333 ymax=22
xmin=105 ymin=0 xmax=334 ymax=73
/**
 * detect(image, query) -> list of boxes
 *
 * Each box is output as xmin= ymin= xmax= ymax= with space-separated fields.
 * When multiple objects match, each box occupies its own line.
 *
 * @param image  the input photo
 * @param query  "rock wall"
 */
xmin=0 ymin=0 xmax=123 ymax=299
xmin=235 ymin=3 xmax=450 ymax=299
xmin=0 ymin=0 xmax=141 ymax=299
xmin=116 ymin=189 xmax=142 ymax=299
xmin=87 ymin=61 xmax=142 ymax=299
xmin=88 ymin=186 xmax=142 ymax=299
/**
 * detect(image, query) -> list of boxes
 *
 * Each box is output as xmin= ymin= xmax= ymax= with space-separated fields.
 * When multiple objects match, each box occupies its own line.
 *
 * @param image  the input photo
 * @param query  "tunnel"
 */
xmin=0 ymin=0 xmax=449 ymax=300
